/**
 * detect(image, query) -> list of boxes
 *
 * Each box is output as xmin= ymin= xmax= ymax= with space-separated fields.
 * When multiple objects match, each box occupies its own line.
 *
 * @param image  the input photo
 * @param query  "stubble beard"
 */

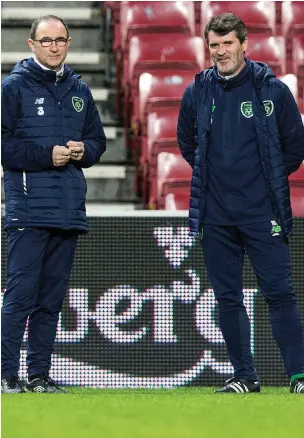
xmin=216 ymin=53 xmax=244 ymax=77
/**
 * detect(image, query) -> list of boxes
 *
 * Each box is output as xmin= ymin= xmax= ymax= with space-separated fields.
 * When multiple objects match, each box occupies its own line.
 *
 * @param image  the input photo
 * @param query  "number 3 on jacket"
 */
xmin=37 ymin=106 xmax=44 ymax=116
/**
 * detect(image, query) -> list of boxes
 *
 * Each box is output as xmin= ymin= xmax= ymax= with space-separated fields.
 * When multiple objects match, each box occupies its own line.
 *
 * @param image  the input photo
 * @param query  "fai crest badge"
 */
xmin=240 ymin=101 xmax=253 ymax=118
xmin=263 ymin=100 xmax=274 ymax=117
xmin=72 ymin=97 xmax=84 ymax=112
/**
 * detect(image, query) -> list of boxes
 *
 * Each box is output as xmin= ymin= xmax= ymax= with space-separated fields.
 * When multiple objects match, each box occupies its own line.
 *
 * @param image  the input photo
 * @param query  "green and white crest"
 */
xmin=263 ymin=100 xmax=274 ymax=117
xmin=240 ymin=101 xmax=253 ymax=118
xmin=72 ymin=96 xmax=84 ymax=112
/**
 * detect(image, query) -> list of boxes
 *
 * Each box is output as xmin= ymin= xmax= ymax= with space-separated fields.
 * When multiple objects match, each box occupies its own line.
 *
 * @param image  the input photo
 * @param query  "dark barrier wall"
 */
xmin=1 ymin=217 xmax=304 ymax=387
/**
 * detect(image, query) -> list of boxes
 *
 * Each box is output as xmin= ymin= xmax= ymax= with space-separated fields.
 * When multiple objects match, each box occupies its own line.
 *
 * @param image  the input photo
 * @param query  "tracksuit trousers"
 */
xmin=202 ymin=222 xmax=304 ymax=381
xmin=1 ymin=228 xmax=78 ymax=379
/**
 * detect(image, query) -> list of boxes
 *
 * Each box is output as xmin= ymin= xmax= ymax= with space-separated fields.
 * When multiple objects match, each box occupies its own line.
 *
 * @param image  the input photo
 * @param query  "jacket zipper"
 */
xmin=23 ymin=171 xmax=27 ymax=195
xmin=55 ymin=95 xmax=68 ymax=229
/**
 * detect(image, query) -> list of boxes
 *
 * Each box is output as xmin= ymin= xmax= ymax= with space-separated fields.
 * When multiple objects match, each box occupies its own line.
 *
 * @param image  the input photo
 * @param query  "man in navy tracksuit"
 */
xmin=1 ymin=15 xmax=106 ymax=393
xmin=177 ymin=13 xmax=304 ymax=393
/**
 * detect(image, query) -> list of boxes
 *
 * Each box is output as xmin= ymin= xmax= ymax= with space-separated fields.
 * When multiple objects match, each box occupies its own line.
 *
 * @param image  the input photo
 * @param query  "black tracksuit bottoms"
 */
xmin=1 ymin=228 xmax=78 ymax=379
xmin=202 ymin=222 xmax=304 ymax=380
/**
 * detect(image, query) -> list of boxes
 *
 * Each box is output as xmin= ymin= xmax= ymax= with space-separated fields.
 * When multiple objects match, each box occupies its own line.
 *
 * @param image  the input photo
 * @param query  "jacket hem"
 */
xmin=4 ymin=223 xmax=88 ymax=233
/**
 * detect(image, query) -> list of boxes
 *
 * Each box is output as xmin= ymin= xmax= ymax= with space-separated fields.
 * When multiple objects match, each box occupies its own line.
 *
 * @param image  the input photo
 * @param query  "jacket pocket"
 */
xmin=5 ymin=172 xmax=28 ymax=223
xmin=8 ymin=171 xmax=29 ymax=195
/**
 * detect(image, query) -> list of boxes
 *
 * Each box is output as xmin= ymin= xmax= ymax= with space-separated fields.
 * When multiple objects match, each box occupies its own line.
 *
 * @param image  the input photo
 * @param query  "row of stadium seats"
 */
xmin=125 ymin=33 xmax=304 ymax=77
xmin=157 ymin=154 xmax=304 ymax=216
xmin=104 ymin=1 xmax=304 ymax=214
xmin=106 ymin=1 xmax=304 ymax=69
xmin=105 ymin=1 xmax=304 ymax=45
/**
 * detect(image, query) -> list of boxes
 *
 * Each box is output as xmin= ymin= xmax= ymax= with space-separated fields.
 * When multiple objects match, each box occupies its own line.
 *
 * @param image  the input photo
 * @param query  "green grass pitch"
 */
xmin=2 ymin=387 xmax=303 ymax=438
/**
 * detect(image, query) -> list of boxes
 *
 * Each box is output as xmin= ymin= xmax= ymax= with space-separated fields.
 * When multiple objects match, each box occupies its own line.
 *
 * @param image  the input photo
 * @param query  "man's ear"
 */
xmin=242 ymin=37 xmax=248 ymax=53
xmin=28 ymin=39 xmax=35 ymax=53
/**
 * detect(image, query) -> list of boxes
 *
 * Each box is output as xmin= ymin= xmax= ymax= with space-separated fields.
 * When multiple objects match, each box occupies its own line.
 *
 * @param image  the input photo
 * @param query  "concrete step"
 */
xmin=1 ymin=52 xmax=112 ymax=74
xmin=91 ymin=88 xmax=111 ymax=101
xmin=102 ymin=128 xmax=126 ymax=163
xmin=1 ymin=7 xmax=102 ymax=24
xmin=97 ymin=106 xmax=120 ymax=128
xmin=1 ymin=25 xmax=103 ymax=52
xmin=75 ymin=72 xmax=109 ymax=88
xmin=1 ymin=165 xmax=138 ymax=202
xmin=94 ymin=89 xmax=121 ymax=127
xmin=86 ymin=202 xmax=143 ymax=215
xmin=96 ymin=96 xmax=120 ymax=127
xmin=83 ymin=164 xmax=126 ymax=179
xmin=85 ymin=165 xmax=138 ymax=202
xmin=75 ymin=71 xmax=118 ymax=89
xmin=1 ymin=1 xmax=98 ymax=8
xmin=103 ymin=127 xmax=118 ymax=141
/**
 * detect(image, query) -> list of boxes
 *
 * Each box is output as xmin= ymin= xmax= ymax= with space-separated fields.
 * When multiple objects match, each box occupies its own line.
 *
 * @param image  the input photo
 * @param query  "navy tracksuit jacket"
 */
xmin=177 ymin=59 xmax=304 ymax=238
xmin=1 ymin=58 xmax=106 ymax=379
xmin=177 ymin=59 xmax=304 ymax=380
xmin=2 ymin=58 xmax=106 ymax=231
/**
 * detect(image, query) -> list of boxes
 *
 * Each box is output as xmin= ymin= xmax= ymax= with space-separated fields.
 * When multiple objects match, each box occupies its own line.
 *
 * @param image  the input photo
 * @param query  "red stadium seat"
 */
xmin=201 ymin=1 xmax=277 ymax=35
xmin=246 ymin=35 xmax=286 ymax=75
xmin=124 ymin=34 xmax=204 ymax=89
xmin=144 ymin=107 xmax=180 ymax=165
xmin=293 ymin=36 xmax=304 ymax=77
xmin=113 ymin=20 xmax=122 ymax=53
xmin=123 ymin=34 xmax=203 ymax=137
xmin=289 ymin=162 xmax=304 ymax=217
xmin=115 ymin=1 xmax=195 ymax=117
xmin=104 ymin=1 xmax=121 ymax=51
xmin=136 ymin=70 xmax=194 ymax=132
xmin=154 ymin=151 xmax=192 ymax=209
xmin=289 ymin=161 xmax=304 ymax=185
xmin=282 ymin=1 xmax=304 ymax=38
xmin=164 ymin=187 xmax=190 ymax=210
xmin=282 ymin=1 xmax=304 ymax=71
xmin=292 ymin=36 xmax=304 ymax=112
xmin=300 ymin=91 xmax=304 ymax=115
xmin=278 ymin=74 xmax=298 ymax=103
xmin=126 ymin=69 xmax=194 ymax=155
xmin=140 ymin=108 xmax=180 ymax=205
xmin=148 ymin=146 xmax=182 ymax=208
xmin=290 ymin=186 xmax=304 ymax=217
xmin=120 ymin=1 xmax=196 ymax=51
xmin=161 ymin=168 xmax=304 ymax=213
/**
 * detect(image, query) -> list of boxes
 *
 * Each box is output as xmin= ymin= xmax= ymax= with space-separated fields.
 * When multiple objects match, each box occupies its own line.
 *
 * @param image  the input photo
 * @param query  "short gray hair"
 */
xmin=204 ymin=13 xmax=247 ymax=45
xmin=30 ymin=15 xmax=69 ymax=40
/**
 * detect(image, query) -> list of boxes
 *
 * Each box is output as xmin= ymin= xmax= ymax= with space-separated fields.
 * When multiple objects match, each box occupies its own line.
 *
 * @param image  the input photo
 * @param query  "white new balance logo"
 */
xmin=35 ymin=98 xmax=44 ymax=104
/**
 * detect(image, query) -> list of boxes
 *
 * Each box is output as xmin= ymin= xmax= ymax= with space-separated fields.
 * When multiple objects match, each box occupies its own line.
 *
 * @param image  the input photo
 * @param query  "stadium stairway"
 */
xmin=1 ymin=1 xmax=142 ymax=213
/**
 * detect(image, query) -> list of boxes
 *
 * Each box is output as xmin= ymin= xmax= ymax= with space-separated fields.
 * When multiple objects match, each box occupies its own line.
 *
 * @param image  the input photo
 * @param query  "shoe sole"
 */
xmin=215 ymin=388 xmax=261 ymax=393
xmin=1 ymin=389 xmax=25 ymax=394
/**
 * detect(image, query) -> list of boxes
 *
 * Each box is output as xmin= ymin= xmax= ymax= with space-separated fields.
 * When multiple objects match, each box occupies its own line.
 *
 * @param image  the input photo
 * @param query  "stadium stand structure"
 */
xmin=1 ymin=0 xmax=142 ymax=213
xmin=105 ymin=0 xmax=304 ymax=214
xmin=1 ymin=1 xmax=303 ymax=215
